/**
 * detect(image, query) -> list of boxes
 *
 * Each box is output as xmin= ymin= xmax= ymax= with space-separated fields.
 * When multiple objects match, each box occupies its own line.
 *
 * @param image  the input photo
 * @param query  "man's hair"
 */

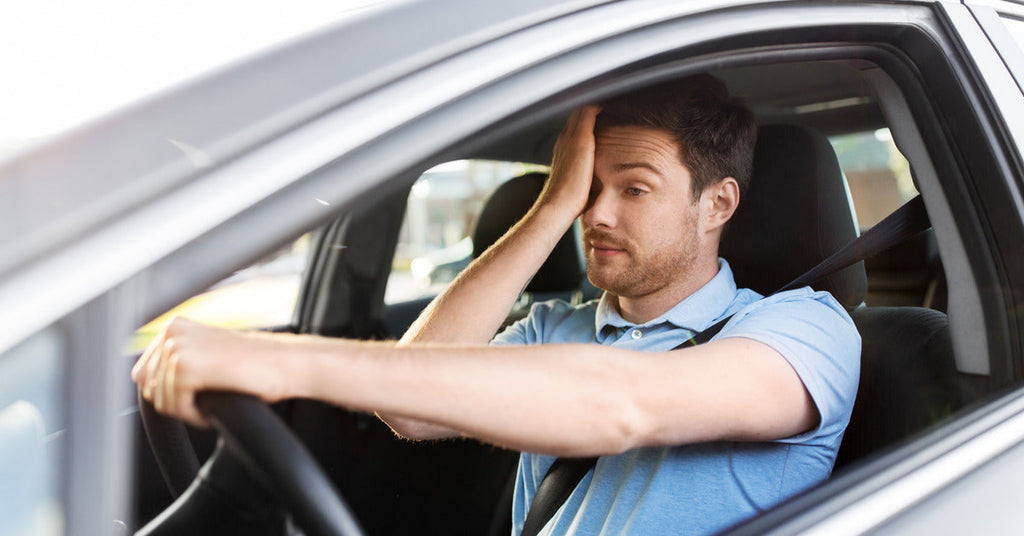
xmin=595 ymin=74 xmax=758 ymax=199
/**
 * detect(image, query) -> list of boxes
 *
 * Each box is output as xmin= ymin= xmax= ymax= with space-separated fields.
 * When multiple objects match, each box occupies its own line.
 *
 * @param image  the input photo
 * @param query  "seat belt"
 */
xmin=519 ymin=194 xmax=930 ymax=536
xmin=519 ymin=321 xmax=722 ymax=536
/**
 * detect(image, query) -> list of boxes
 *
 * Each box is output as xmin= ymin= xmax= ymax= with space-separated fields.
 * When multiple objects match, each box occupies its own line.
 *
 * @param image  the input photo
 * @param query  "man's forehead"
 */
xmin=595 ymin=125 xmax=683 ymax=175
xmin=595 ymin=125 xmax=680 ymax=161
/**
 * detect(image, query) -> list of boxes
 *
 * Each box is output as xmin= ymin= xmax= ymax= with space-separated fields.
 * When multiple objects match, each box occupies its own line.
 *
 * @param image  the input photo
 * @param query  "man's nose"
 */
xmin=582 ymin=189 xmax=616 ymax=229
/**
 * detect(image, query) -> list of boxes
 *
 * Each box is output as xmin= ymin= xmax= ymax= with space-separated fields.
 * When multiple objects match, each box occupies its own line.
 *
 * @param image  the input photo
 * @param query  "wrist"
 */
xmin=286 ymin=339 xmax=366 ymax=402
xmin=527 ymin=197 xmax=580 ymax=235
xmin=279 ymin=338 xmax=318 ymax=400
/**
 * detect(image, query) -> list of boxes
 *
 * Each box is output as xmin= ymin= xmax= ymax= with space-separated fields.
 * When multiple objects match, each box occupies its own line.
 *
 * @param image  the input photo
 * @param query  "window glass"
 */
xmin=129 ymin=232 xmax=314 ymax=352
xmin=0 ymin=328 xmax=66 ymax=536
xmin=830 ymin=128 xmax=917 ymax=229
xmin=386 ymin=160 xmax=548 ymax=304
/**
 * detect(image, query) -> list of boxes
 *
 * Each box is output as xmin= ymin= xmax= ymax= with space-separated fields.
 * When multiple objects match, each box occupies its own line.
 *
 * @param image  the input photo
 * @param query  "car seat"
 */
xmin=472 ymin=171 xmax=591 ymax=325
xmin=384 ymin=172 xmax=591 ymax=338
xmin=721 ymin=124 xmax=962 ymax=469
xmin=473 ymin=125 xmax=962 ymax=469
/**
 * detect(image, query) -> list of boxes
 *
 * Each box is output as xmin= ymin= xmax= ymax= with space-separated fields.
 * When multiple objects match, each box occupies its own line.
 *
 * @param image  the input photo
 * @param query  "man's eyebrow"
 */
xmin=614 ymin=161 xmax=666 ymax=180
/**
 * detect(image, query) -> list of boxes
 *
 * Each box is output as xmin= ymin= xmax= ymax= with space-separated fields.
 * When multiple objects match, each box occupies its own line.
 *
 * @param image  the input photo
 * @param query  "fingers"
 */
xmin=579 ymin=105 xmax=601 ymax=132
xmin=131 ymin=316 xmax=284 ymax=428
xmin=555 ymin=105 xmax=600 ymax=152
xmin=568 ymin=105 xmax=601 ymax=134
xmin=574 ymin=104 xmax=600 ymax=127
xmin=144 ymin=340 xmax=165 ymax=400
xmin=163 ymin=354 xmax=177 ymax=413
xmin=543 ymin=105 xmax=602 ymax=217
xmin=131 ymin=327 xmax=163 ymax=384
xmin=159 ymin=353 xmax=206 ymax=427
xmin=562 ymin=107 xmax=585 ymax=137
xmin=132 ymin=317 xmax=207 ymax=426
xmin=152 ymin=352 xmax=168 ymax=410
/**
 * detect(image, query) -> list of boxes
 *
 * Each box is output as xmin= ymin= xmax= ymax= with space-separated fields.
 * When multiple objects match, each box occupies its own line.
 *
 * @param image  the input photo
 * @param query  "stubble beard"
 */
xmin=585 ymin=223 xmax=700 ymax=299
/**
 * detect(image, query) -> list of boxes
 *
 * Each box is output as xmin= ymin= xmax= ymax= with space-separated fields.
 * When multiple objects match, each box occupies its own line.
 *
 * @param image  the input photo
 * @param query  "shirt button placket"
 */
xmin=631 ymin=329 xmax=643 ymax=340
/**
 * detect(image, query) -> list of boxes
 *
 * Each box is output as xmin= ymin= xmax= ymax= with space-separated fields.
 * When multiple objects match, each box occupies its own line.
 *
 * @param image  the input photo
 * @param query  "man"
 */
xmin=134 ymin=74 xmax=859 ymax=535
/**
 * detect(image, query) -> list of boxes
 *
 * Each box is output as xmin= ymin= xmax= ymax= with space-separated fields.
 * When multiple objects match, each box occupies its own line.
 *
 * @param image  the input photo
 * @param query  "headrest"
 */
xmin=472 ymin=172 xmax=585 ymax=293
xmin=720 ymin=124 xmax=867 ymax=307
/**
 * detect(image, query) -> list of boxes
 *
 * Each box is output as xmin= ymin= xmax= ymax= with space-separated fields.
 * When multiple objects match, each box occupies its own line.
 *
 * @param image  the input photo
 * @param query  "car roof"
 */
xmin=471 ymin=59 xmax=884 ymax=165
xmin=3 ymin=0 xmax=895 ymax=281
xmin=0 ymin=0 xmax=624 ymax=273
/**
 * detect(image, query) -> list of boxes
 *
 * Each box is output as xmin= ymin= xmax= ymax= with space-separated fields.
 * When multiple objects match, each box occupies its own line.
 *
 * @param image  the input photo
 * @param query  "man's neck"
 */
xmin=612 ymin=256 xmax=721 ymax=324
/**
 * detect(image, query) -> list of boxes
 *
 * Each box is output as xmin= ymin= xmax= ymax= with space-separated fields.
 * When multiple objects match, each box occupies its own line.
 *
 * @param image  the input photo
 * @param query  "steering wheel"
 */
xmin=137 ymin=388 xmax=365 ymax=536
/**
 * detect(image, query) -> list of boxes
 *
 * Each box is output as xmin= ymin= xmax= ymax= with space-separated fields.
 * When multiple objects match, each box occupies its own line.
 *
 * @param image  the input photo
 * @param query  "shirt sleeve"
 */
xmin=718 ymin=288 xmax=861 ymax=446
xmin=490 ymin=301 xmax=553 ymax=347
xmin=490 ymin=315 xmax=531 ymax=346
xmin=490 ymin=299 xmax=595 ymax=347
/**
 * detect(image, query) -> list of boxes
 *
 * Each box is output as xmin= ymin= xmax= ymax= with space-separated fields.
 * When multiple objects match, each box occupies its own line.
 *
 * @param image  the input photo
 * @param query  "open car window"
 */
xmin=386 ymin=160 xmax=548 ymax=304
xmin=130 ymin=232 xmax=314 ymax=352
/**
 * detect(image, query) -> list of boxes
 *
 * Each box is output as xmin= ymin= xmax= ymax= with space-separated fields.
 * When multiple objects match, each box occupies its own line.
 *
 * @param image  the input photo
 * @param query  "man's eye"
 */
xmin=626 ymin=187 xmax=646 ymax=197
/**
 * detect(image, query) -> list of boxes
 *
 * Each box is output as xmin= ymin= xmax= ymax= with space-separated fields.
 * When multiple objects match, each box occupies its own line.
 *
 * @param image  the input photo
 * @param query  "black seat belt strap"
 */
xmin=519 ymin=195 xmax=931 ymax=536
xmin=779 ymin=195 xmax=929 ymax=292
xmin=668 ymin=196 xmax=929 ymax=352
xmin=518 ymin=457 xmax=598 ymax=536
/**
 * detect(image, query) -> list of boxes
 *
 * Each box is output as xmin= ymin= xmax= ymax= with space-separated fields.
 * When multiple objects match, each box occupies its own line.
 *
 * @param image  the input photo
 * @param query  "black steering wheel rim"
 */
xmin=138 ymin=387 xmax=201 ymax=498
xmin=138 ymin=388 xmax=364 ymax=536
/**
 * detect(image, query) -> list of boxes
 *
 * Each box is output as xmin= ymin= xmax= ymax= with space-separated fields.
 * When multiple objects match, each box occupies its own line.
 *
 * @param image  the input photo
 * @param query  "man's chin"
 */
xmin=586 ymin=268 xmax=630 ymax=296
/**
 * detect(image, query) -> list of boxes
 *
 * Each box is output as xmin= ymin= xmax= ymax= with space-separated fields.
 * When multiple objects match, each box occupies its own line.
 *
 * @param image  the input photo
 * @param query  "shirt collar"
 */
xmin=594 ymin=258 xmax=739 ymax=335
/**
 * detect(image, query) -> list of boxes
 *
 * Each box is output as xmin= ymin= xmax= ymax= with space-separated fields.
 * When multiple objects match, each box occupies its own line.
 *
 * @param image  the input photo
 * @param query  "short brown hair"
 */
xmin=595 ymin=74 xmax=757 ymax=199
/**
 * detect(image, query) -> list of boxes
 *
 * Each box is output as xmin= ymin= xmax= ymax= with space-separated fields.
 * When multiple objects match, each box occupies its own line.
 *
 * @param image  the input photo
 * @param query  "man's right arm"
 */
xmin=380 ymin=106 xmax=601 ymax=439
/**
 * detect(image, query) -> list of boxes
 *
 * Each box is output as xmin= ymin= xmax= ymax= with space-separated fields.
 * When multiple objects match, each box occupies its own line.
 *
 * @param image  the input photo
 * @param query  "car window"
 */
xmin=129 ymin=233 xmax=314 ymax=352
xmin=830 ymin=128 xmax=917 ymax=229
xmin=385 ymin=139 xmax=914 ymax=305
xmin=386 ymin=160 xmax=548 ymax=304
xmin=0 ymin=328 xmax=65 ymax=536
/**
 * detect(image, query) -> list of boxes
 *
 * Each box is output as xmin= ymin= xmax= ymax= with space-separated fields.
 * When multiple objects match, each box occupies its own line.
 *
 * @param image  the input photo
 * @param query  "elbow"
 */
xmin=613 ymin=405 xmax=651 ymax=454
xmin=573 ymin=360 xmax=654 ymax=456
xmin=588 ymin=394 xmax=651 ymax=456
xmin=378 ymin=413 xmax=447 ymax=441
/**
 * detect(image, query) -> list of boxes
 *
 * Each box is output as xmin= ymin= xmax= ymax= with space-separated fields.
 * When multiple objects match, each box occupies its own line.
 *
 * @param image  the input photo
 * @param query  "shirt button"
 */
xmin=631 ymin=329 xmax=643 ymax=340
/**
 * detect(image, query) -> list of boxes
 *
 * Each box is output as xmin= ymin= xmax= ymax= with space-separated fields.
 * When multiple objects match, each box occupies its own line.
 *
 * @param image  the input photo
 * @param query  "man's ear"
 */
xmin=702 ymin=177 xmax=740 ymax=232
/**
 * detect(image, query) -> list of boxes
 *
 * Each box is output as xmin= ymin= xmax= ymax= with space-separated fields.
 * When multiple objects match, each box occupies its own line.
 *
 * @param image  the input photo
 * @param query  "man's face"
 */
xmin=582 ymin=125 xmax=703 ymax=298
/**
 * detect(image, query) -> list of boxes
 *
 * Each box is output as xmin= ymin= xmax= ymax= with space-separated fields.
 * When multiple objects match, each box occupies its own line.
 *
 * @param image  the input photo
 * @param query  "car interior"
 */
xmin=132 ymin=53 xmax=993 ymax=535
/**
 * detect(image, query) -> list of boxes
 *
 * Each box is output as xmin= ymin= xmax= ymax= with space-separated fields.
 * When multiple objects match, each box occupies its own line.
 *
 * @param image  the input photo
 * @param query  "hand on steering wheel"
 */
xmin=137 ymin=388 xmax=364 ymax=536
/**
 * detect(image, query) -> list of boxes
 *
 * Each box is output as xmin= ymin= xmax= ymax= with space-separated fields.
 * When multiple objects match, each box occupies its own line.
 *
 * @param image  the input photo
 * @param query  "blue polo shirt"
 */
xmin=491 ymin=259 xmax=860 ymax=535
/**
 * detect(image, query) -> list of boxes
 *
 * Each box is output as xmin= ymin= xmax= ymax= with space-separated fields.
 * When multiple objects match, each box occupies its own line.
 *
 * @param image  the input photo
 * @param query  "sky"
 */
xmin=0 ymin=1 xmax=385 ymax=159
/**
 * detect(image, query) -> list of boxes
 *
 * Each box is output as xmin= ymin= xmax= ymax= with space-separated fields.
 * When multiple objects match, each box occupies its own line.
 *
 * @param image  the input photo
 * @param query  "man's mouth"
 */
xmin=588 ymin=240 xmax=627 ymax=258
xmin=592 ymin=248 xmax=622 ymax=259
